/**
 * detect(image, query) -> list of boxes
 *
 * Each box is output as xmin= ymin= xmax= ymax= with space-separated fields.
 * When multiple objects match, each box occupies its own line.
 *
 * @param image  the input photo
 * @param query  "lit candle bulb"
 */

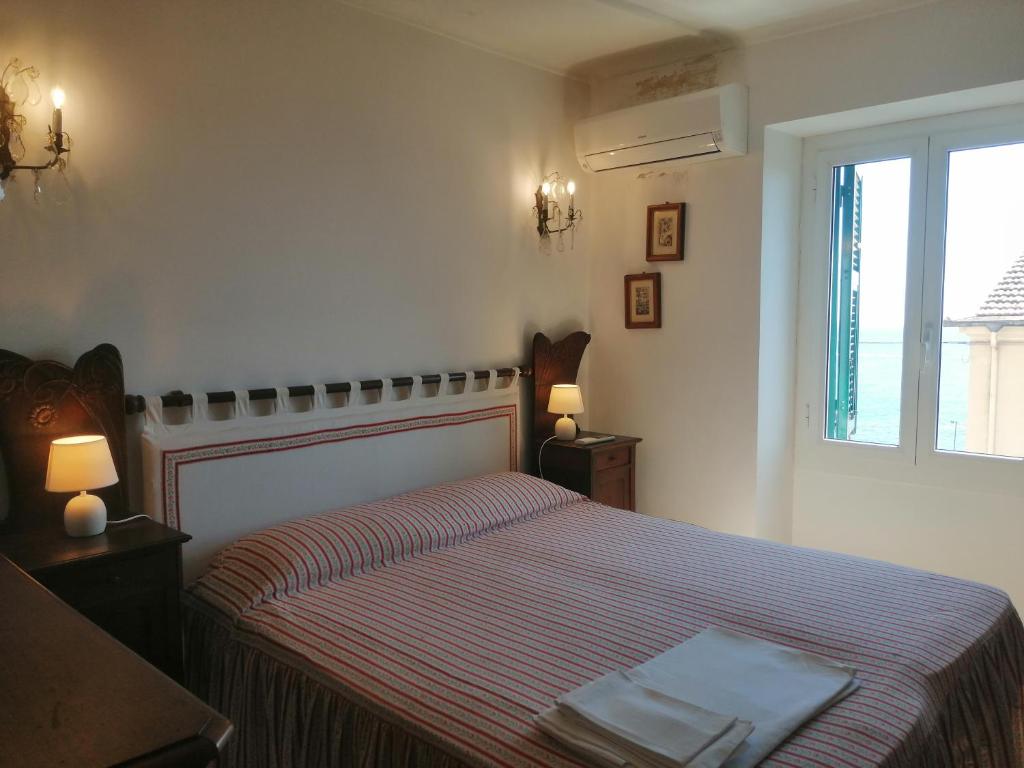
xmin=541 ymin=181 xmax=551 ymax=197
xmin=567 ymin=180 xmax=576 ymax=207
xmin=51 ymin=87 xmax=65 ymax=137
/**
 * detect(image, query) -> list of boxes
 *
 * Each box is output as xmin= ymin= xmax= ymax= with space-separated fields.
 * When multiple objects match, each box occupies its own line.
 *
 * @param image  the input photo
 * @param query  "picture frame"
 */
xmin=646 ymin=202 xmax=685 ymax=261
xmin=624 ymin=272 xmax=662 ymax=329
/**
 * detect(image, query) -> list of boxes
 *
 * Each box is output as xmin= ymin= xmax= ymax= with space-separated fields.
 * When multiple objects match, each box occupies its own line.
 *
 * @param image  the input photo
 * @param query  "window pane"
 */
xmin=937 ymin=141 xmax=1024 ymax=458
xmin=825 ymin=158 xmax=911 ymax=446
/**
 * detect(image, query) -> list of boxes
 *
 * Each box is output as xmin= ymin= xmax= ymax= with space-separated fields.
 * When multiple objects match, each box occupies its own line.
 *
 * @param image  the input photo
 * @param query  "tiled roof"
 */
xmin=970 ymin=252 xmax=1024 ymax=321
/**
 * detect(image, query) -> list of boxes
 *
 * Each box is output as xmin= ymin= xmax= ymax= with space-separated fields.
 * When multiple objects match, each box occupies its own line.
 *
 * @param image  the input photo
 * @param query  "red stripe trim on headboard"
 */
xmin=160 ymin=404 xmax=517 ymax=529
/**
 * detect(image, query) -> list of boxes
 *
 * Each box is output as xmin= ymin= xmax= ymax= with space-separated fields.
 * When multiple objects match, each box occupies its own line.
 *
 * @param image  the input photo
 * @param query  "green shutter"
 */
xmin=826 ymin=165 xmax=863 ymax=440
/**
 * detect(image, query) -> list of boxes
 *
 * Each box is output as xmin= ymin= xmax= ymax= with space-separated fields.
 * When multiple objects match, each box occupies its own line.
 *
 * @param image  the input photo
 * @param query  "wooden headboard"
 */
xmin=0 ymin=344 xmax=129 ymax=533
xmin=532 ymin=330 xmax=591 ymax=440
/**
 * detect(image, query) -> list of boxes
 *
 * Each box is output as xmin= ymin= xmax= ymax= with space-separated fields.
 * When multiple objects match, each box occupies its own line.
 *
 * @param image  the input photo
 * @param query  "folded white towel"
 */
xmin=626 ymin=627 xmax=859 ymax=768
xmin=555 ymin=670 xmax=751 ymax=768
xmin=536 ymin=627 xmax=858 ymax=768
xmin=536 ymin=698 xmax=753 ymax=768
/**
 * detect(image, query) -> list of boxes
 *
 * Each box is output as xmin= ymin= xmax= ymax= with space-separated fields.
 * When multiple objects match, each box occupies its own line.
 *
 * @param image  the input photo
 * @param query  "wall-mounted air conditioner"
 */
xmin=574 ymin=83 xmax=748 ymax=173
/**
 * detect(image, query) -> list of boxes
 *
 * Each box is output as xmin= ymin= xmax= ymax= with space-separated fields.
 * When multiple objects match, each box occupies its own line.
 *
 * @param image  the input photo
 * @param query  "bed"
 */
xmin=128 ymin=347 xmax=1022 ymax=768
xmin=183 ymin=471 xmax=1024 ymax=768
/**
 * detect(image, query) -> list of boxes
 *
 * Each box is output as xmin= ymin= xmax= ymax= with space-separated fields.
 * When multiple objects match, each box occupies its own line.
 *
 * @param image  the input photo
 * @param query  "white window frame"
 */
xmin=795 ymin=104 xmax=1024 ymax=494
xmin=917 ymin=119 xmax=1024 ymax=491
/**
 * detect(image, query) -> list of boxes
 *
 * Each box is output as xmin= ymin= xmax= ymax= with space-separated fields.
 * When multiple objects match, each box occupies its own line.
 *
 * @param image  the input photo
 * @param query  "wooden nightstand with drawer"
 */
xmin=536 ymin=432 xmax=642 ymax=511
xmin=0 ymin=517 xmax=190 ymax=681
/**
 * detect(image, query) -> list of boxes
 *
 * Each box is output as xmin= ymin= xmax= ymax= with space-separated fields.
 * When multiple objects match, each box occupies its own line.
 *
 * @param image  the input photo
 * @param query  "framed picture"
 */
xmin=646 ymin=202 xmax=685 ymax=261
xmin=624 ymin=272 xmax=662 ymax=329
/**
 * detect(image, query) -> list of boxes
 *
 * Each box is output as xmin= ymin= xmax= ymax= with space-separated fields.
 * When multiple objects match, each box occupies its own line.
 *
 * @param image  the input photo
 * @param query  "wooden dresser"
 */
xmin=0 ymin=553 xmax=231 ymax=767
xmin=536 ymin=432 xmax=641 ymax=511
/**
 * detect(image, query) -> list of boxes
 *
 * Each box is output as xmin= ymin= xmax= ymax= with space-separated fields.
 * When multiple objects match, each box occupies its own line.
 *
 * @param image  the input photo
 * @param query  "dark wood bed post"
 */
xmin=0 ymin=344 xmax=129 ymax=533
xmin=531 ymin=331 xmax=591 ymax=445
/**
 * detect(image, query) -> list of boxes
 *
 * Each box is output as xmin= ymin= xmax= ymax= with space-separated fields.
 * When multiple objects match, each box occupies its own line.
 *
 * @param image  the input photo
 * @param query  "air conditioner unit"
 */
xmin=574 ymin=83 xmax=748 ymax=173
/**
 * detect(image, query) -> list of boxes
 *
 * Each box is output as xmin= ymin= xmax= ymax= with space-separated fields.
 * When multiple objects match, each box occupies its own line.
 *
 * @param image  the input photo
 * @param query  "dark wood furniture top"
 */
xmin=537 ymin=432 xmax=641 ymax=511
xmin=0 ymin=553 xmax=232 ymax=768
xmin=0 ymin=516 xmax=188 ymax=573
xmin=0 ymin=343 xmax=129 ymax=533
xmin=0 ymin=518 xmax=191 ymax=680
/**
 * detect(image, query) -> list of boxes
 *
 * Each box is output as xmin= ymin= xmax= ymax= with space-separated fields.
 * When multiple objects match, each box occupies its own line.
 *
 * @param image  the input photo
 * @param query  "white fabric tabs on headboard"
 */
xmin=141 ymin=370 xmax=520 ymax=582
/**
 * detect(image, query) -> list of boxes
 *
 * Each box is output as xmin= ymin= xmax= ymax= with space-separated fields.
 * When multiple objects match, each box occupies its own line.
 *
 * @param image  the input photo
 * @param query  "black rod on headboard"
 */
xmin=123 ymin=366 xmax=533 ymax=415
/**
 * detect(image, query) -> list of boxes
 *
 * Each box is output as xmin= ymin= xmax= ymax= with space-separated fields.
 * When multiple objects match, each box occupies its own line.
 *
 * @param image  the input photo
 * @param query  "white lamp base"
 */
xmin=554 ymin=415 xmax=578 ymax=441
xmin=64 ymin=491 xmax=107 ymax=537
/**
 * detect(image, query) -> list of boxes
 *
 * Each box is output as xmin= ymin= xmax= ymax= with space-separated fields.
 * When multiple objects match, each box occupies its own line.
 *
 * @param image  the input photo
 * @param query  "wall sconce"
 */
xmin=533 ymin=171 xmax=581 ymax=249
xmin=0 ymin=58 xmax=72 ymax=203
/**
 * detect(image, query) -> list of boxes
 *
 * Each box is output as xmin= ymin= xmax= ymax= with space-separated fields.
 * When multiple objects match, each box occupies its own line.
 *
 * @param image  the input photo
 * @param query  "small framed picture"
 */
xmin=624 ymin=272 xmax=662 ymax=329
xmin=646 ymin=202 xmax=685 ymax=261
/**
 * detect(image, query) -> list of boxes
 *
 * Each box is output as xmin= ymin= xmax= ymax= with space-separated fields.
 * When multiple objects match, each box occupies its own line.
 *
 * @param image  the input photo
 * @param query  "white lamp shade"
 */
xmin=45 ymin=435 xmax=119 ymax=492
xmin=547 ymin=384 xmax=584 ymax=415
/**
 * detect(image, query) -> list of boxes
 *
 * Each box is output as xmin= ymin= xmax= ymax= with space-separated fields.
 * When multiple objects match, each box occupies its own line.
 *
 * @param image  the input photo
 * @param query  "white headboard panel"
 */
xmin=141 ymin=372 xmax=521 ymax=582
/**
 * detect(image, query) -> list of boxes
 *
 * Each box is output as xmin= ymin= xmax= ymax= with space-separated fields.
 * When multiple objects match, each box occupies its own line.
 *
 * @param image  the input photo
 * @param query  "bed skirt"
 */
xmin=184 ymin=596 xmax=1024 ymax=768
xmin=183 ymin=600 xmax=473 ymax=768
xmin=922 ymin=604 xmax=1024 ymax=768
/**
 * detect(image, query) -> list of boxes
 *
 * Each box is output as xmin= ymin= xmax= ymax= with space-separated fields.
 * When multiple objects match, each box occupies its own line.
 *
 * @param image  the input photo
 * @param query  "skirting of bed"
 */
xmin=185 ymin=592 xmax=1024 ymax=768
xmin=184 ymin=598 xmax=473 ymax=768
xmin=179 ymin=472 xmax=1024 ymax=768
xmin=931 ymin=606 xmax=1024 ymax=767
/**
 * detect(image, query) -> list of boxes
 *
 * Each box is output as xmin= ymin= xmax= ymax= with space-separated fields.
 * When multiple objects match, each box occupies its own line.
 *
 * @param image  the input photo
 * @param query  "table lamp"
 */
xmin=548 ymin=384 xmax=584 ymax=440
xmin=45 ymin=435 xmax=119 ymax=537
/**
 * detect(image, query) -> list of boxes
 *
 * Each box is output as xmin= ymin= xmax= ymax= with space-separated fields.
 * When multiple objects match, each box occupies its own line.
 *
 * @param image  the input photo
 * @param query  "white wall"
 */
xmin=586 ymin=158 xmax=761 ymax=535
xmin=754 ymin=129 xmax=802 ymax=543
xmin=585 ymin=0 xmax=1024 ymax=601
xmin=1 ymin=0 xmax=590 ymax=501
xmin=1 ymin=0 xmax=590 ymax=390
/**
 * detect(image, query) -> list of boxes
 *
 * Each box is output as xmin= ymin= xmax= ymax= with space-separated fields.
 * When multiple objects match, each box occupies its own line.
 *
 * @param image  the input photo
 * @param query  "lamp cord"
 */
xmin=106 ymin=513 xmax=151 ymax=526
xmin=537 ymin=435 xmax=557 ymax=480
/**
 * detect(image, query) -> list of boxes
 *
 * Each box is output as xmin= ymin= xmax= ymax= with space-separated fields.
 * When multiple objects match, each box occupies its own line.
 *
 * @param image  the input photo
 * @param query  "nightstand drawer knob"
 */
xmin=597 ymin=447 xmax=629 ymax=469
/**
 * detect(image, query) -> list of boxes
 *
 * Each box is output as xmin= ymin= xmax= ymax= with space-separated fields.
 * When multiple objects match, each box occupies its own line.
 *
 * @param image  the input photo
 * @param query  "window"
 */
xmin=799 ymin=107 xmax=1024 ymax=488
xmin=934 ymin=142 xmax=1024 ymax=458
xmin=825 ymin=159 xmax=911 ymax=446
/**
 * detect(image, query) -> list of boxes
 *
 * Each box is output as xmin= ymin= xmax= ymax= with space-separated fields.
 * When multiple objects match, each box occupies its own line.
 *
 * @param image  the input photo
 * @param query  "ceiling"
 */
xmin=339 ymin=0 xmax=936 ymax=76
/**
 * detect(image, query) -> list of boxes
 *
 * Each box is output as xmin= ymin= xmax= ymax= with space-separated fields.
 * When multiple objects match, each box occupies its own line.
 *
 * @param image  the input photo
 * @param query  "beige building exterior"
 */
xmin=946 ymin=253 xmax=1024 ymax=457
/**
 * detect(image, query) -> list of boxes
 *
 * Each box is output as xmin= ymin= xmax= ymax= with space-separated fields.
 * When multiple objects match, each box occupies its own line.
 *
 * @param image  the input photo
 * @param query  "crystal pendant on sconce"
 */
xmin=51 ymin=159 xmax=71 ymax=205
xmin=8 ymin=125 xmax=25 ymax=162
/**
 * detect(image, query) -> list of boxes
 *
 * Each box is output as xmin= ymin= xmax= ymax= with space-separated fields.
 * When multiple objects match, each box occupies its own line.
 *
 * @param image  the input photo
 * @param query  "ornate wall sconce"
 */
xmin=533 ymin=171 xmax=581 ymax=249
xmin=1 ymin=58 xmax=72 ymax=203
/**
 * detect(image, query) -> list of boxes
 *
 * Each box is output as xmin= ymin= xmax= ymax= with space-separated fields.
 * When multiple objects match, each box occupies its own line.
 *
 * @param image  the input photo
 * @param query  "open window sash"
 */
xmin=796 ymin=135 xmax=927 ymax=477
xmin=825 ymin=165 xmax=863 ymax=441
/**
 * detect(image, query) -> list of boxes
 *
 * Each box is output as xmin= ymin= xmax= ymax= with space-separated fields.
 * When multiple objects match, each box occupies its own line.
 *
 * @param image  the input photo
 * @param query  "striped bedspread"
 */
xmin=188 ymin=472 xmax=1024 ymax=767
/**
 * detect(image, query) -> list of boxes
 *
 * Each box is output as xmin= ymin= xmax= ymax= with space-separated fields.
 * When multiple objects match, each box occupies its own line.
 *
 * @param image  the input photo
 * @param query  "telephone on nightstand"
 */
xmin=575 ymin=435 xmax=615 ymax=445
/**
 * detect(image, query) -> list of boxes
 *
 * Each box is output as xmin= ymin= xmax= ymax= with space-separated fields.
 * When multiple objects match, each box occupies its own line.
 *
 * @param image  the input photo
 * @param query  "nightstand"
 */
xmin=0 ymin=518 xmax=190 ymax=681
xmin=537 ymin=432 xmax=642 ymax=511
